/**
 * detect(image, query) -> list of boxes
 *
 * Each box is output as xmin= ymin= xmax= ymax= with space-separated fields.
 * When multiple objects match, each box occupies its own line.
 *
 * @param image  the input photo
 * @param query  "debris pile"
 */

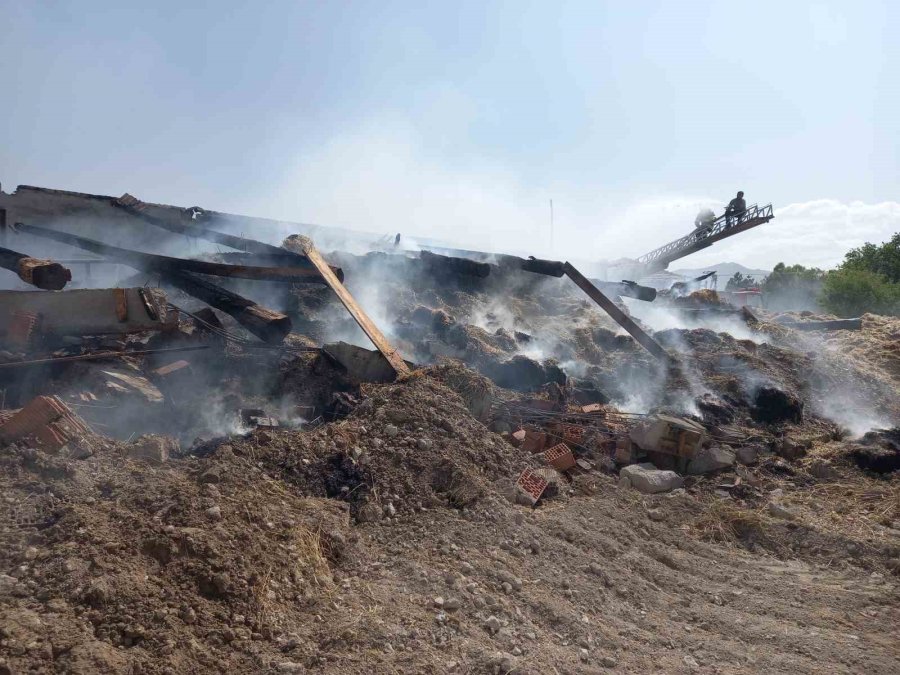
xmin=2 ymin=184 xmax=899 ymax=673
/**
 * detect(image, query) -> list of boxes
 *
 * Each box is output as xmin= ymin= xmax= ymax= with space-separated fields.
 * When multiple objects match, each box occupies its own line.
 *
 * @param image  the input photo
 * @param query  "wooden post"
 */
xmin=291 ymin=235 xmax=410 ymax=377
xmin=0 ymin=246 xmax=72 ymax=290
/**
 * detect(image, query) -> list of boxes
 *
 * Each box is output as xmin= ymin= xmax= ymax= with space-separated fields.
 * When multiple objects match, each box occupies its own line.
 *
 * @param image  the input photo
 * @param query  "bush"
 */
xmin=820 ymin=268 xmax=900 ymax=317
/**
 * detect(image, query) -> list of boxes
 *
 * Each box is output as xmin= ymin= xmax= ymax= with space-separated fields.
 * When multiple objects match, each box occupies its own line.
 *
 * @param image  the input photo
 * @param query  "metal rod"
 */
xmin=0 ymin=345 xmax=212 ymax=370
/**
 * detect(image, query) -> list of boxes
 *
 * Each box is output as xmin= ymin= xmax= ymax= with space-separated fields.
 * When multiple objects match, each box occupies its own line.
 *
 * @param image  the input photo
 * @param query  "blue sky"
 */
xmin=1 ymin=1 xmax=897 ymax=268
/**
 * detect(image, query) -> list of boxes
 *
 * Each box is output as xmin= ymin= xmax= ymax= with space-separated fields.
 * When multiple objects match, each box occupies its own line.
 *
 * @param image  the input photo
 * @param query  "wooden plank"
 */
xmin=292 ymin=235 xmax=410 ymax=377
xmin=562 ymin=262 xmax=672 ymax=363
xmin=114 ymin=288 xmax=128 ymax=321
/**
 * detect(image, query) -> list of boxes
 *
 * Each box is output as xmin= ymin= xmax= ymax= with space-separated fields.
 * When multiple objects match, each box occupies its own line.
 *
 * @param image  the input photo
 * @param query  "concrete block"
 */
xmin=619 ymin=463 xmax=684 ymax=494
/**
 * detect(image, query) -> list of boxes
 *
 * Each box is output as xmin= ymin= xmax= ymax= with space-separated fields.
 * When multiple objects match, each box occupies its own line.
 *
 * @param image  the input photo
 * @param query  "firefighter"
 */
xmin=694 ymin=207 xmax=717 ymax=232
xmin=725 ymin=191 xmax=746 ymax=226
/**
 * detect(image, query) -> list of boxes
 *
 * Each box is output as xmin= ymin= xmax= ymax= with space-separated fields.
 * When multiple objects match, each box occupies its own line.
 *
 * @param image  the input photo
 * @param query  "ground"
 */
xmin=2 ymin=371 xmax=898 ymax=674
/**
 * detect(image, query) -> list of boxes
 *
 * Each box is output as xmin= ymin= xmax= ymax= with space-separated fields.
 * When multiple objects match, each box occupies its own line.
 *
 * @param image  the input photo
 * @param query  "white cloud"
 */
xmin=249 ymin=121 xmax=899 ymax=271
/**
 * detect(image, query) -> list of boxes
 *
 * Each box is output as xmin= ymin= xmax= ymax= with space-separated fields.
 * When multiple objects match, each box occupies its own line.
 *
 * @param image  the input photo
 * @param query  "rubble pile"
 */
xmin=2 ymin=184 xmax=900 ymax=673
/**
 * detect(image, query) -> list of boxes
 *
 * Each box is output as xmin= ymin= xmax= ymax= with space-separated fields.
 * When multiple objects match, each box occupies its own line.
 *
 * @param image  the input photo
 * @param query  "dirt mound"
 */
xmin=0 ymin=434 xmax=355 ymax=674
xmin=245 ymin=373 xmax=532 ymax=519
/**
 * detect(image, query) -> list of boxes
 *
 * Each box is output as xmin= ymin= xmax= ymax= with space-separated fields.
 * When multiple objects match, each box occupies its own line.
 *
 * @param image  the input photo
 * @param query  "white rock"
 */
xmin=735 ymin=444 xmax=762 ymax=465
xmin=687 ymin=446 xmax=735 ymax=475
xmin=619 ymin=463 xmax=684 ymax=494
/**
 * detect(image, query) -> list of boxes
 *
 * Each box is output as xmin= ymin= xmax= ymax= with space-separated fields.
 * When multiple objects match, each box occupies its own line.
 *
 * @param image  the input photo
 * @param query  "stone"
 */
xmin=619 ymin=463 xmax=684 ymax=494
xmin=433 ymin=596 xmax=445 ymax=608
xmin=683 ymin=654 xmax=700 ymax=670
xmin=384 ymin=424 xmax=399 ymax=438
xmin=198 ymin=466 xmax=223 ymax=484
xmin=808 ymin=459 xmax=838 ymax=480
xmin=735 ymin=445 xmax=762 ymax=465
xmin=776 ymin=438 xmax=807 ymax=461
xmin=205 ymin=505 xmax=222 ymax=520
xmin=383 ymin=503 xmax=397 ymax=517
xmin=601 ymin=655 xmax=618 ymax=667
xmin=356 ymin=503 xmax=383 ymax=523
xmin=126 ymin=435 xmax=177 ymax=464
xmin=444 ymin=597 xmax=462 ymax=611
xmin=489 ymin=651 xmax=517 ymax=673
xmin=276 ymin=663 xmax=305 ymax=673
xmin=416 ymin=438 xmax=433 ymax=450
xmin=484 ymin=615 xmax=501 ymax=634
xmin=646 ymin=508 xmax=666 ymax=522
xmin=768 ymin=502 xmax=797 ymax=520
xmin=687 ymin=445 xmax=735 ymax=475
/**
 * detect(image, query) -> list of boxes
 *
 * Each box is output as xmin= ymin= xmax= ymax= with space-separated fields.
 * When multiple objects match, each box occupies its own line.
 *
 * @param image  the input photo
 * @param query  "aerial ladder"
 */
xmin=635 ymin=203 xmax=774 ymax=273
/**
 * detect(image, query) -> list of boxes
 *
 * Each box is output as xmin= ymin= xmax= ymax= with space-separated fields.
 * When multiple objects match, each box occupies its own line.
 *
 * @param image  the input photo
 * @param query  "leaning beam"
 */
xmin=288 ymin=235 xmax=410 ymax=377
xmin=562 ymin=262 xmax=672 ymax=363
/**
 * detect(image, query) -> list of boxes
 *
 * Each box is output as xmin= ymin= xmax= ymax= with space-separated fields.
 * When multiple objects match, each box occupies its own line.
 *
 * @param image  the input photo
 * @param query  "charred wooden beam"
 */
xmin=288 ymin=235 xmax=410 ymax=377
xmin=0 ymin=246 xmax=72 ymax=290
xmin=418 ymin=250 xmax=491 ymax=278
xmin=111 ymin=193 xmax=338 ymax=275
xmin=15 ymin=224 xmax=292 ymax=343
xmin=779 ymin=318 xmax=863 ymax=332
xmin=12 ymin=223 xmax=328 ymax=284
xmin=161 ymin=270 xmax=292 ymax=343
xmin=562 ymin=262 xmax=672 ymax=363
xmin=521 ymin=256 xmax=656 ymax=301
xmin=112 ymin=193 xmax=290 ymax=257
xmin=521 ymin=256 xmax=565 ymax=277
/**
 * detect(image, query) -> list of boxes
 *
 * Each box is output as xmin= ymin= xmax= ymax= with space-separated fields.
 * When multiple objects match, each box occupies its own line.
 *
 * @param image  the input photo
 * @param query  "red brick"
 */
xmin=544 ymin=443 xmax=576 ymax=472
xmin=516 ymin=468 xmax=549 ymax=505
xmin=521 ymin=430 xmax=547 ymax=454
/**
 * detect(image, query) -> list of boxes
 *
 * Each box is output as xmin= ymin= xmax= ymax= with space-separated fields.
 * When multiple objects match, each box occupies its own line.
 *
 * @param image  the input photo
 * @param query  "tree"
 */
xmin=725 ymin=272 xmax=757 ymax=291
xmin=761 ymin=263 xmax=824 ymax=311
xmin=820 ymin=268 xmax=900 ymax=317
xmin=841 ymin=234 xmax=900 ymax=283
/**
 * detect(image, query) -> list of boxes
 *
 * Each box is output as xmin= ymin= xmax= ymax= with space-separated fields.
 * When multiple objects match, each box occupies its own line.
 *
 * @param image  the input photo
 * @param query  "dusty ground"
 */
xmin=2 ymin=370 xmax=899 ymax=674
xmin=2 ymin=259 xmax=900 ymax=674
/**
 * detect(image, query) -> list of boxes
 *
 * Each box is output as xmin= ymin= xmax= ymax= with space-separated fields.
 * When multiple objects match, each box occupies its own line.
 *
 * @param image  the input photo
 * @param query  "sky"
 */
xmin=1 ymin=0 xmax=897 ymax=270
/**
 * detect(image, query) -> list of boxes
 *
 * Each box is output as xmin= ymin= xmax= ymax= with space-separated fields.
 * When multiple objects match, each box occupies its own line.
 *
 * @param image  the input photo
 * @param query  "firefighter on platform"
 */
xmin=724 ymin=191 xmax=746 ymax=226
xmin=694 ymin=207 xmax=717 ymax=233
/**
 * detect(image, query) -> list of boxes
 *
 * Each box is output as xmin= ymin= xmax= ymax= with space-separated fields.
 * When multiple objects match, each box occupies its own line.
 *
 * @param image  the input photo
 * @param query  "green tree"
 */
xmin=725 ymin=271 xmax=756 ymax=291
xmin=841 ymin=233 xmax=900 ymax=283
xmin=761 ymin=263 xmax=824 ymax=310
xmin=820 ymin=268 xmax=900 ymax=317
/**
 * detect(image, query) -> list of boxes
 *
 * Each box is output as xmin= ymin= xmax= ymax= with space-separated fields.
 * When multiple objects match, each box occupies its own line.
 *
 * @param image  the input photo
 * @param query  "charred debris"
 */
xmin=0 ymin=183 xmax=897 ymax=503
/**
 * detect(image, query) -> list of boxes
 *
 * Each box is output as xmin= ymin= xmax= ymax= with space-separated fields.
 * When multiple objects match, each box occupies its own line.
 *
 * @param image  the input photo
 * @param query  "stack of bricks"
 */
xmin=0 ymin=395 xmax=92 ymax=452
